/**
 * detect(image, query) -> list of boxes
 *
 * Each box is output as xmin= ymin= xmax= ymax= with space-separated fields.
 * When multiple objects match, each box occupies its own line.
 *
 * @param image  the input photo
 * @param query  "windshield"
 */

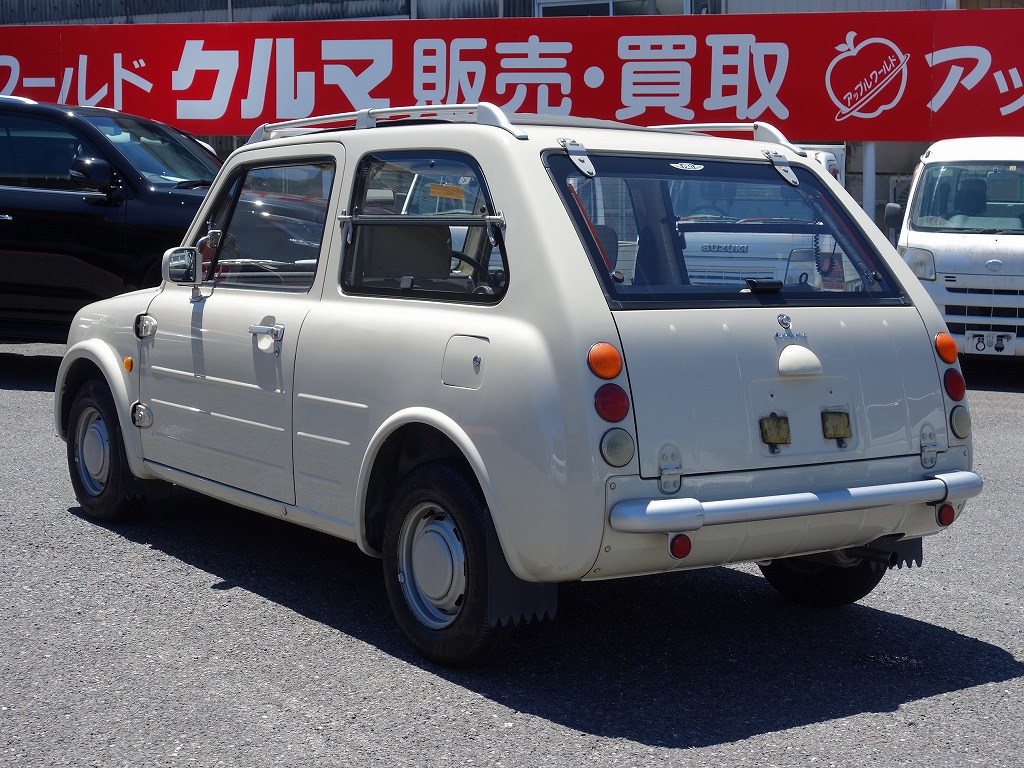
xmin=909 ymin=161 xmax=1024 ymax=234
xmin=83 ymin=114 xmax=220 ymax=186
xmin=547 ymin=152 xmax=902 ymax=307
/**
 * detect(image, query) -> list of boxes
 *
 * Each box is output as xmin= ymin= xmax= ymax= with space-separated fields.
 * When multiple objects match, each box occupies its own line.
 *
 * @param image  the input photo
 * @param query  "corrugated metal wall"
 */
xmin=0 ymin=0 xmax=534 ymax=24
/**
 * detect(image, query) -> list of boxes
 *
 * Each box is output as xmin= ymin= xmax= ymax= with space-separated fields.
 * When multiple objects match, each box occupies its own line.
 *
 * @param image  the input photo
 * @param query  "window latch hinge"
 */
xmin=559 ymin=138 xmax=596 ymax=178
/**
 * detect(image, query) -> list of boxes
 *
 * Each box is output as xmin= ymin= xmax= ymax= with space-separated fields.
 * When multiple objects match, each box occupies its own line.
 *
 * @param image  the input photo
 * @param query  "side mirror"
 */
xmin=884 ymin=202 xmax=903 ymax=230
xmin=162 ymin=246 xmax=198 ymax=284
xmin=70 ymin=156 xmax=117 ymax=194
xmin=162 ymin=246 xmax=205 ymax=302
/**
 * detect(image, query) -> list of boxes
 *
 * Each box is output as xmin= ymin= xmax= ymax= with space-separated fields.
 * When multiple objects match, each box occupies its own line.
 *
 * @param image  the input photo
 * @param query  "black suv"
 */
xmin=0 ymin=98 xmax=221 ymax=342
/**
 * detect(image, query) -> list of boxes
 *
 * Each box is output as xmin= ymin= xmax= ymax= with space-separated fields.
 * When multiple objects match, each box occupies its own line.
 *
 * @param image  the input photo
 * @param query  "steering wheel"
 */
xmin=451 ymin=252 xmax=500 ymax=293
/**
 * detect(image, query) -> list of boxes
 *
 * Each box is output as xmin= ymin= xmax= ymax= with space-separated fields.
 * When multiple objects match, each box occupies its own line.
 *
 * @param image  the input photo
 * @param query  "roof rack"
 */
xmin=653 ymin=121 xmax=807 ymax=157
xmin=247 ymin=101 xmax=528 ymax=144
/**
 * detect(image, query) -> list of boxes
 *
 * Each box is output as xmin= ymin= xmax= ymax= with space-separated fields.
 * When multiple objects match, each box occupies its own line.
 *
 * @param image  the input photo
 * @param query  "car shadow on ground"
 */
xmin=81 ymin=487 xmax=1024 ymax=750
xmin=0 ymin=346 xmax=63 ymax=392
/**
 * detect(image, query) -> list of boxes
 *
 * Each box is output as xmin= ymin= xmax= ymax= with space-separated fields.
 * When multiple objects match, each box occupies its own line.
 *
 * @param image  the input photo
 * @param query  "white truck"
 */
xmin=886 ymin=136 xmax=1024 ymax=356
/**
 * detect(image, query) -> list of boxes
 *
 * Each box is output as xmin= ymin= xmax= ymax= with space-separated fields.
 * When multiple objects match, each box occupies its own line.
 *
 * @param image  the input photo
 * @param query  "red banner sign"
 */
xmin=1 ymin=10 xmax=1023 ymax=141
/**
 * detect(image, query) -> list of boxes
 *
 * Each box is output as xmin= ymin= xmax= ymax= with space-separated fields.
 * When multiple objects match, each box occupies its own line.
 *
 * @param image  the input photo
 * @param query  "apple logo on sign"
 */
xmin=826 ymin=31 xmax=909 ymax=122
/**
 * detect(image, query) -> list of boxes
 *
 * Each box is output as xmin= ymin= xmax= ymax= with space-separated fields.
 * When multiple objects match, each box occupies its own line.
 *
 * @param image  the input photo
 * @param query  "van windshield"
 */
xmin=909 ymin=161 xmax=1024 ymax=234
xmin=546 ymin=152 xmax=902 ymax=308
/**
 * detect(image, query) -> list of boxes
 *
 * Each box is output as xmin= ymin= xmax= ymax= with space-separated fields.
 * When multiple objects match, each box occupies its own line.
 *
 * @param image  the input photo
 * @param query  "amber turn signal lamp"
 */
xmin=123 ymin=357 xmax=133 ymax=372
xmin=588 ymin=342 xmax=623 ymax=380
xmin=935 ymin=332 xmax=958 ymax=364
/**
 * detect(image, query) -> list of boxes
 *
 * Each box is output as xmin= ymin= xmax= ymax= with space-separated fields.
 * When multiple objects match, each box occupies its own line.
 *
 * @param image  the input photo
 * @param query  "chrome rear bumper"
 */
xmin=609 ymin=470 xmax=983 ymax=534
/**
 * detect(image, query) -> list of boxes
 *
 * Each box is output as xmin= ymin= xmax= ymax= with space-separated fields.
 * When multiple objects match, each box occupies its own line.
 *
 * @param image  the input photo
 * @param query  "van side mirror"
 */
xmin=884 ymin=202 xmax=903 ymax=230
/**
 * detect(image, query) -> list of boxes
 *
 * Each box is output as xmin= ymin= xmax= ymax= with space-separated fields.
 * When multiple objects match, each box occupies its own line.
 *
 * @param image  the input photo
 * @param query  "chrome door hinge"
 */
xmin=920 ymin=425 xmax=937 ymax=469
xmin=134 ymin=313 xmax=157 ymax=339
xmin=131 ymin=402 xmax=153 ymax=428
xmin=658 ymin=441 xmax=683 ymax=494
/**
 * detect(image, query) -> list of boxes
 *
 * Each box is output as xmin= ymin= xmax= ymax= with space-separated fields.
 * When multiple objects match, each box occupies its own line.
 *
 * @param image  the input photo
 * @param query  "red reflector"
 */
xmin=944 ymin=368 xmax=966 ymax=401
xmin=594 ymin=383 xmax=630 ymax=422
xmin=669 ymin=534 xmax=692 ymax=559
xmin=937 ymin=503 xmax=956 ymax=527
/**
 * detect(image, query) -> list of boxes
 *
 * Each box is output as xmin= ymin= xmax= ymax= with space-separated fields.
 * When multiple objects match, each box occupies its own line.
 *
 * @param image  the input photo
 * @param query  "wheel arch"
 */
xmin=55 ymin=341 xmax=150 ymax=480
xmin=356 ymin=409 xmax=491 ymax=555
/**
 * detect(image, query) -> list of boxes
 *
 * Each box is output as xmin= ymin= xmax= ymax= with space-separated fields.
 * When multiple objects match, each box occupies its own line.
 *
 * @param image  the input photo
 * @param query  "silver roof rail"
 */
xmin=654 ymin=121 xmax=807 ymax=156
xmin=246 ymin=101 xmax=528 ymax=144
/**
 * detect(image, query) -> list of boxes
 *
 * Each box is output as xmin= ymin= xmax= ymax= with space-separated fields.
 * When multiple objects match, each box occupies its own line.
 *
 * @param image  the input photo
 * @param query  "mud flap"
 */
xmin=868 ymin=535 xmax=924 ymax=569
xmin=485 ymin=512 xmax=558 ymax=627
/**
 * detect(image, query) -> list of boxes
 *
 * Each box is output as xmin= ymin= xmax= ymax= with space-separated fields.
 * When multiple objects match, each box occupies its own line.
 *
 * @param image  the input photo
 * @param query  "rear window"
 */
xmin=546 ymin=152 xmax=904 ymax=308
xmin=909 ymin=161 xmax=1024 ymax=234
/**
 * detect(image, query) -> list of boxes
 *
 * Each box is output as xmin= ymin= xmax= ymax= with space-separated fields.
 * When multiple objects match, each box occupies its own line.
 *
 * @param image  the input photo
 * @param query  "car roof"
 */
xmin=0 ymin=95 xmax=149 ymax=122
xmin=922 ymin=136 xmax=1024 ymax=164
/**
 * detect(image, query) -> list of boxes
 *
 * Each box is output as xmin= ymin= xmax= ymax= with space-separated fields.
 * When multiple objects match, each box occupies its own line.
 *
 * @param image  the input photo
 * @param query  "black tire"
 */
xmin=758 ymin=556 xmax=887 ymax=608
xmin=382 ymin=462 xmax=513 ymax=667
xmin=66 ymin=379 xmax=144 ymax=523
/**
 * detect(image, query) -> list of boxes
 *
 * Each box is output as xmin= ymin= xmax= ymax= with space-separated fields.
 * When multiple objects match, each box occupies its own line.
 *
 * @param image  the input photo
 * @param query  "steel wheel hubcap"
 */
xmin=75 ymin=406 xmax=110 ymax=496
xmin=397 ymin=502 xmax=467 ymax=629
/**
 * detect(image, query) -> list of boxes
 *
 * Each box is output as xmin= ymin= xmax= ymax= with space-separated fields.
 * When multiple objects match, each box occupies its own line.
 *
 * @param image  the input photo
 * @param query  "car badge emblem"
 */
xmin=670 ymin=162 xmax=704 ymax=171
xmin=985 ymin=259 xmax=1003 ymax=272
xmin=775 ymin=313 xmax=807 ymax=339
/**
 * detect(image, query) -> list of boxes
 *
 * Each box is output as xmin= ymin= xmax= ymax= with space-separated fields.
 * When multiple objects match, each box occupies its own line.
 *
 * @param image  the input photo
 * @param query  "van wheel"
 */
xmin=382 ymin=462 xmax=512 ymax=667
xmin=67 ymin=379 xmax=143 ymax=523
xmin=758 ymin=556 xmax=886 ymax=608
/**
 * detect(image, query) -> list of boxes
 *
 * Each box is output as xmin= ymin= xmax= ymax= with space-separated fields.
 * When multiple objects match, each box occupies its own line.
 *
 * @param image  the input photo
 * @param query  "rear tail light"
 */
xmin=943 ymin=368 xmax=966 ymax=401
xmin=595 ymin=383 xmax=630 ymax=422
xmin=937 ymin=503 xmax=956 ymax=527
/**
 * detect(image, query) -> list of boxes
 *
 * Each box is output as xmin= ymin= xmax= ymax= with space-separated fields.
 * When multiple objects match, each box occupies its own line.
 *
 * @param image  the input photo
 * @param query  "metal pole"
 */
xmin=862 ymin=140 xmax=876 ymax=225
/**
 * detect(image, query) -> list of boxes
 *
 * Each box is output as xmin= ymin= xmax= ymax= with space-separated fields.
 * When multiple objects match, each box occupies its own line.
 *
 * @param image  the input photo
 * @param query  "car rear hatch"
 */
xmin=613 ymin=303 xmax=946 ymax=479
xmin=544 ymin=142 xmax=948 ymax=480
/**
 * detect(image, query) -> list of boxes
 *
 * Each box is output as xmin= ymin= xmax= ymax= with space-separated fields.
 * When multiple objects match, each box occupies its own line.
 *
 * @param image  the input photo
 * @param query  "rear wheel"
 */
xmin=67 ymin=379 xmax=144 ymax=523
xmin=758 ymin=555 xmax=886 ymax=608
xmin=382 ymin=462 xmax=513 ymax=667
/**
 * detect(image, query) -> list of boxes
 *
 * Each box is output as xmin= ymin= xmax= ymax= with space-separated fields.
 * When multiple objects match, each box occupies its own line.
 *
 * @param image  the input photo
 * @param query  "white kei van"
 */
xmin=887 ymin=136 xmax=1024 ymax=356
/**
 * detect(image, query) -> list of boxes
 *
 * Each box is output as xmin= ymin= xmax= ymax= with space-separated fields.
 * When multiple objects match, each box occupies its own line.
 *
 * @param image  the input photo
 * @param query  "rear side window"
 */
xmin=194 ymin=160 xmax=334 ymax=291
xmin=342 ymin=151 xmax=508 ymax=303
xmin=547 ymin=152 xmax=903 ymax=308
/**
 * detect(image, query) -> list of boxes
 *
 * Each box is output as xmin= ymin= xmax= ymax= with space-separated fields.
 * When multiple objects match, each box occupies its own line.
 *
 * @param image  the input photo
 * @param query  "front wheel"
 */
xmin=66 ymin=379 xmax=144 ymax=523
xmin=758 ymin=556 xmax=887 ymax=608
xmin=382 ymin=462 xmax=513 ymax=666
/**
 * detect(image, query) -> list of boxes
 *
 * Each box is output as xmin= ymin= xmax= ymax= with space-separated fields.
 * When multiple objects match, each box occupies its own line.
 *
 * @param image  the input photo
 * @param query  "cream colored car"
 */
xmin=56 ymin=103 xmax=982 ymax=666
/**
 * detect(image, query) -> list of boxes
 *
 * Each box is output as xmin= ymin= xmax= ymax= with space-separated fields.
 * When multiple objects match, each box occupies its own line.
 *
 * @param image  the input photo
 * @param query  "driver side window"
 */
xmin=195 ymin=160 xmax=335 ymax=291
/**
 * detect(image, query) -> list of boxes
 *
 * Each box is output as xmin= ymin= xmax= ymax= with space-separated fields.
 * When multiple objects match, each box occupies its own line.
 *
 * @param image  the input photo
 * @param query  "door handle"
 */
xmin=248 ymin=323 xmax=285 ymax=341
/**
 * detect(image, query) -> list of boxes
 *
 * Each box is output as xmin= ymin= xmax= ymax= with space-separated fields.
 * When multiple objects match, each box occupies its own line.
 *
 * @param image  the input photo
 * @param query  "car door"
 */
xmin=139 ymin=156 xmax=338 ymax=503
xmin=0 ymin=111 xmax=127 ymax=339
